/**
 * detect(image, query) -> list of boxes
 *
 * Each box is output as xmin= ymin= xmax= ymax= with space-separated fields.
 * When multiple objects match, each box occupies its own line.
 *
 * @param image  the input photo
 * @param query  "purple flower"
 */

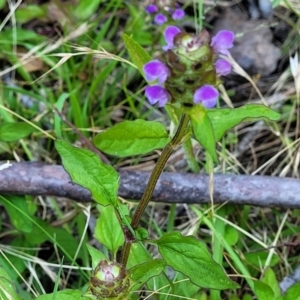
xmin=145 ymin=85 xmax=170 ymax=107
xmin=145 ymin=4 xmax=158 ymax=14
xmin=215 ymin=59 xmax=232 ymax=76
xmin=194 ymin=85 xmax=219 ymax=108
xmin=211 ymin=30 xmax=234 ymax=55
xmin=143 ymin=60 xmax=170 ymax=84
xmin=154 ymin=13 xmax=167 ymax=25
xmin=163 ymin=25 xmax=181 ymax=51
xmin=172 ymin=8 xmax=185 ymax=20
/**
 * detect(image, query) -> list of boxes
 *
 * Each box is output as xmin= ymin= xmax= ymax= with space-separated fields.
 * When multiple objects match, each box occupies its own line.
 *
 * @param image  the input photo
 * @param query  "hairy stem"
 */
xmin=119 ymin=114 xmax=190 ymax=266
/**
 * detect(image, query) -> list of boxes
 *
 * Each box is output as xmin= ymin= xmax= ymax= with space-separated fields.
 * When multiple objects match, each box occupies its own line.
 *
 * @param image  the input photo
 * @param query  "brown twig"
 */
xmin=0 ymin=162 xmax=300 ymax=207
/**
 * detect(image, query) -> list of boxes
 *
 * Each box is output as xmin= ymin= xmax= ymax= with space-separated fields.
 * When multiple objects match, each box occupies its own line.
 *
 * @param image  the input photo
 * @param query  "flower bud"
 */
xmin=154 ymin=13 xmax=167 ymax=25
xmin=144 ymin=1 xmax=185 ymax=26
xmin=85 ymin=260 xmax=131 ymax=300
xmin=172 ymin=8 xmax=185 ymax=20
xmin=145 ymin=4 xmax=158 ymax=14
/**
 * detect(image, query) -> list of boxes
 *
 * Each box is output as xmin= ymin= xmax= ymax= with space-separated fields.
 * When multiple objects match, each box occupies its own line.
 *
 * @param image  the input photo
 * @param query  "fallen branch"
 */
xmin=0 ymin=162 xmax=299 ymax=207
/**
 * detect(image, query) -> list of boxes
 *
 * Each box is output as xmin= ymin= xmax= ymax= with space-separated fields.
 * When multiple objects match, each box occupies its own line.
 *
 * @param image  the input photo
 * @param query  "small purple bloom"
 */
xmin=163 ymin=25 xmax=181 ymax=51
xmin=194 ymin=85 xmax=219 ymax=108
xmin=215 ymin=59 xmax=232 ymax=76
xmin=145 ymin=85 xmax=170 ymax=107
xmin=143 ymin=60 xmax=170 ymax=84
xmin=211 ymin=30 xmax=234 ymax=55
xmin=145 ymin=4 xmax=158 ymax=14
xmin=172 ymin=8 xmax=185 ymax=20
xmin=154 ymin=13 xmax=167 ymax=25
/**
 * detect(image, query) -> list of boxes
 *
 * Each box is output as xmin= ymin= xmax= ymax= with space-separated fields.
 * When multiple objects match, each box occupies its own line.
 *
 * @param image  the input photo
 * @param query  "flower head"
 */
xmin=194 ymin=85 xmax=219 ymax=108
xmin=215 ymin=59 xmax=232 ymax=76
xmin=154 ymin=13 xmax=167 ymax=25
xmin=211 ymin=30 xmax=234 ymax=55
xmin=141 ymin=27 xmax=234 ymax=109
xmin=145 ymin=85 xmax=170 ymax=107
xmin=172 ymin=8 xmax=185 ymax=20
xmin=143 ymin=60 xmax=170 ymax=84
xmin=145 ymin=4 xmax=158 ymax=14
xmin=86 ymin=260 xmax=131 ymax=299
xmin=163 ymin=25 xmax=181 ymax=51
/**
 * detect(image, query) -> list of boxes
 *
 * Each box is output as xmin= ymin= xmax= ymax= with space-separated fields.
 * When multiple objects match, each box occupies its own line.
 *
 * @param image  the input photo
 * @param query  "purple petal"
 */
xmin=145 ymin=85 xmax=170 ymax=107
xmin=172 ymin=9 xmax=185 ymax=20
xmin=154 ymin=13 xmax=167 ymax=25
xmin=215 ymin=59 xmax=232 ymax=76
xmin=211 ymin=30 xmax=234 ymax=55
xmin=143 ymin=60 xmax=170 ymax=84
xmin=145 ymin=4 xmax=158 ymax=14
xmin=194 ymin=85 xmax=219 ymax=108
xmin=163 ymin=25 xmax=181 ymax=51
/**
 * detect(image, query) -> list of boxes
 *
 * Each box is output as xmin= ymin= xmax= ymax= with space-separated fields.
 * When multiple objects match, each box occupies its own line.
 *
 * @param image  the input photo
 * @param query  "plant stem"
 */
xmin=164 ymin=105 xmax=199 ymax=173
xmin=119 ymin=114 xmax=190 ymax=266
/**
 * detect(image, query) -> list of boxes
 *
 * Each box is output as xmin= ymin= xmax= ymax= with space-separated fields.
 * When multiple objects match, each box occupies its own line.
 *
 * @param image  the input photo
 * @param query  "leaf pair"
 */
xmin=189 ymin=104 xmax=281 ymax=163
xmin=55 ymin=119 xmax=170 ymax=206
xmin=0 ymin=122 xmax=37 ymax=142
xmin=129 ymin=232 xmax=239 ymax=290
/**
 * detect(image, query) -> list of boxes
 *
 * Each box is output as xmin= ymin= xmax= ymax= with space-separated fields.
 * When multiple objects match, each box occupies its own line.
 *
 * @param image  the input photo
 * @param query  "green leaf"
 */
xmin=15 ymin=5 xmax=46 ymax=24
xmin=0 ymin=0 xmax=6 ymax=10
xmin=93 ymin=120 xmax=170 ymax=157
xmin=262 ymin=268 xmax=281 ymax=298
xmin=244 ymin=251 xmax=279 ymax=268
xmin=127 ymin=243 xmax=152 ymax=269
xmin=0 ymin=28 xmax=45 ymax=43
xmin=55 ymin=140 xmax=119 ymax=206
xmin=207 ymin=104 xmax=281 ymax=142
xmin=122 ymin=33 xmax=152 ymax=75
xmin=271 ymin=0 xmax=282 ymax=8
xmin=154 ymin=232 xmax=239 ymax=290
xmin=94 ymin=205 xmax=124 ymax=254
xmin=86 ymin=244 xmax=107 ymax=269
xmin=54 ymin=93 xmax=69 ymax=138
xmin=74 ymin=0 xmax=102 ymax=20
xmin=190 ymin=106 xmax=218 ymax=163
xmin=23 ymin=217 xmax=83 ymax=260
xmin=0 ymin=267 xmax=22 ymax=300
xmin=0 ymin=195 xmax=33 ymax=233
xmin=136 ymin=227 xmax=149 ymax=240
xmin=224 ymin=225 xmax=239 ymax=246
xmin=254 ymin=281 xmax=275 ymax=300
xmin=284 ymin=283 xmax=300 ymax=300
xmin=35 ymin=289 xmax=88 ymax=300
xmin=126 ymin=5 xmax=153 ymax=46
xmin=129 ymin=259 xmax=166 ymax=285
xmin=0 ymin=122 xmax=37 ymax=142
xmin=172 ymin=273 xmax=202 ymax=298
